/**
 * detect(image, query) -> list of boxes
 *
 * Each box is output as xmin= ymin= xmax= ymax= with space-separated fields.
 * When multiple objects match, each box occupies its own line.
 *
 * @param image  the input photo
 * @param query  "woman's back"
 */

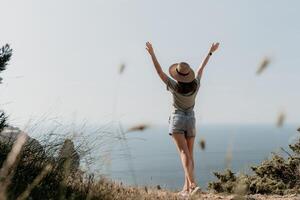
xmin=166 ymin=76 xmax=201 ymax=112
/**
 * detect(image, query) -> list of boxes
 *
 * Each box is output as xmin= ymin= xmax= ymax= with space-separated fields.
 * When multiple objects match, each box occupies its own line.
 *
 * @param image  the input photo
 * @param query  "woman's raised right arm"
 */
xmin=146 ymin=41 xmax=168 ymax=84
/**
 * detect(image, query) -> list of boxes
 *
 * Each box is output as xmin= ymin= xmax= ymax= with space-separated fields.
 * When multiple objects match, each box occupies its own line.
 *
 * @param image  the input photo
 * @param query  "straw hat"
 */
xmin=169 ymin=62 xmax=195 ymax=83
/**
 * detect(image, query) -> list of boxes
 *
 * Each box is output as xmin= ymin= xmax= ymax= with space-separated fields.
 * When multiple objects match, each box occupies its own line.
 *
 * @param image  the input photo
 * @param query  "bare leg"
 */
xmin=182 ymin=136 xmax=195 ymax=191
xmin=184 ymin=175 xmax=189 ymax=191
xmin=172 ymin=133 xmax=196 ymax=189
xmin=178 ymin=175 xmax=189 ymax=193
xmin=186 ymin=136 xmax=197 ymax=189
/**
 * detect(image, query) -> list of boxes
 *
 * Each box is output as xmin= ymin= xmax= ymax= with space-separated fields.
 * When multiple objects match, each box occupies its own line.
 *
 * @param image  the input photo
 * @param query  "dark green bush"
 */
xmin=208 ymin=133 xmax=300 ymax=195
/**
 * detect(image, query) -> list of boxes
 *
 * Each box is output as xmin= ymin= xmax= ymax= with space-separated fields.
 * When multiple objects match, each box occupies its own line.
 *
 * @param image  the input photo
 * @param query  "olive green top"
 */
xmin=166 ymin=75 xmax=201 ymax=112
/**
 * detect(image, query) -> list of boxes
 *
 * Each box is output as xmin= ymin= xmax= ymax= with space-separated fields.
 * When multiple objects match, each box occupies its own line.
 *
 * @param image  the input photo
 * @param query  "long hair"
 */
xmin=176 ymin=79 xmax=198 ymax=95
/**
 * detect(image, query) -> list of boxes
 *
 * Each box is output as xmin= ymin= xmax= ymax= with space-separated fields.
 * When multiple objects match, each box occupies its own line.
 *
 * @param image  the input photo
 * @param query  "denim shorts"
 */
xmin=168 ymin=110 xmax=196 ymax=138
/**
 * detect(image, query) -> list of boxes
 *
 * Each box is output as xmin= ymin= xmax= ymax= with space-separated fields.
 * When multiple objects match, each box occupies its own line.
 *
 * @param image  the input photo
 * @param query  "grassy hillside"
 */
xmin=0 ymin=128 xmax=300 ymax=200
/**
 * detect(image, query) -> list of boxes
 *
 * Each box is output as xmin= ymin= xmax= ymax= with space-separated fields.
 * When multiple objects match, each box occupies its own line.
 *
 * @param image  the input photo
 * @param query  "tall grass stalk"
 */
xmin=0 ymin=132 xmax=27 ymax=200
xmin=16 ymin=164 xmax=53 ymax=200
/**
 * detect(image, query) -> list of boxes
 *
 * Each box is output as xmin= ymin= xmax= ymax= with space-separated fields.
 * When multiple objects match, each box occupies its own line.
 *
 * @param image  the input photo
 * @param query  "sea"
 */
xmin=98 ymin=124 xmax=299 ymax=191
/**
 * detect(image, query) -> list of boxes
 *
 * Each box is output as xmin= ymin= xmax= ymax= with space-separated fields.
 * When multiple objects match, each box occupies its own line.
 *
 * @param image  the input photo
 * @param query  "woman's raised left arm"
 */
xmin=196 ymin=42 xmax=220 ymax=81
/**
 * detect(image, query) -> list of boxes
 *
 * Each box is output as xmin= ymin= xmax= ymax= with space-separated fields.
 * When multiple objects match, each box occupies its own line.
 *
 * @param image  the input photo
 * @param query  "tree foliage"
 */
xmin=0 ymin=44 xmax=12 ymax=75
xmin=0 ymin=112 xmax=7 ymax=132
xmin=0 ymin=44 xmax=12 ymax=132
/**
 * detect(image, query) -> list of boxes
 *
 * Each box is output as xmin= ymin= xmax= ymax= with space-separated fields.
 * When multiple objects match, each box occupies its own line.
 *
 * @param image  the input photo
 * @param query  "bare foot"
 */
xmin=176 ymin=190 xmax=189 ymax=198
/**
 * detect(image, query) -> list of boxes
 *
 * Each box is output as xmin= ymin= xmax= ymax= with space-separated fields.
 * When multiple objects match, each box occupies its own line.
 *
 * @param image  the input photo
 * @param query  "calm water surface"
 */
xmin=101 ymin=124 xmax=298 ymax=190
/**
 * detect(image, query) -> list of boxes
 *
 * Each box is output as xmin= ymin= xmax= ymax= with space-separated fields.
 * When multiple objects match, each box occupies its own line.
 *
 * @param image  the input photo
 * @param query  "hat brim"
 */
xmin=169 ymin=63 xmax=195 ymax=83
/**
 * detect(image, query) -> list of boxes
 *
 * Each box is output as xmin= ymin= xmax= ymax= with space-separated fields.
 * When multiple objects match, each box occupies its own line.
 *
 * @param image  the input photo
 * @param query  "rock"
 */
xmin=0 ymin=126 xmax=44 ymax=155
xmin=58 ymin=139 xmax=80 ymax=171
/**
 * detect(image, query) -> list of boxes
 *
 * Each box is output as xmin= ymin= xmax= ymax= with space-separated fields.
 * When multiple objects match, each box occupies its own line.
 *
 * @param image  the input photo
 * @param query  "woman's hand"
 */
xmin=145 ymin=41 xmax=168 ymax=84
xmin=146 ymin=41 xmax=155 ymax=56
xmin=209 ymin=42 xmax=220 ymax=53
xmin=197 ymin=42 xmax=220 ymax=79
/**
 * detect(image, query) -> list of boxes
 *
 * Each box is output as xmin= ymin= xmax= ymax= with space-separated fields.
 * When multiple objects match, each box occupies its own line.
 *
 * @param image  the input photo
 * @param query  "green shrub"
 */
xmin=208 ymin=133 xmax=300 ymax=195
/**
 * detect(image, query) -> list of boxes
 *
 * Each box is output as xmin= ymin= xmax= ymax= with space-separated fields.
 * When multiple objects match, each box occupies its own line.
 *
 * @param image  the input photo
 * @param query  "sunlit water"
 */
xmin=100 ymin=124 xmax=298 ymax=191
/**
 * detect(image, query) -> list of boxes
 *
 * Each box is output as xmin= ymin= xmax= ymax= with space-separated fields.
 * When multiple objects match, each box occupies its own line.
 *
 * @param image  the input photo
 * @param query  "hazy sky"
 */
xmin=1 ymin=0 xmax=300 ymax=127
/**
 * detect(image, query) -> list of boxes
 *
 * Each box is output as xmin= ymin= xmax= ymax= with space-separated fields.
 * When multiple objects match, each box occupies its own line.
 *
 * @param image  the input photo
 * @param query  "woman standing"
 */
xmin=146 ymin=41 xmax=219 ymax=197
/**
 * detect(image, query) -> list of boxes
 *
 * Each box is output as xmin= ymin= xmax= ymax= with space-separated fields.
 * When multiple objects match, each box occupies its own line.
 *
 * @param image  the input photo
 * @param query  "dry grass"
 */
xmin=0 ymin=122 xmax=181 ymax=200
xmin=198 ymin=138 xmax=206 ymax=150
xmin=256 ymin=57 xmax=271 ymax=75
xmin=276 ymin=111 xmax=286 ymax=128
xmin=0 ymin=135 xmax=181 ymax=200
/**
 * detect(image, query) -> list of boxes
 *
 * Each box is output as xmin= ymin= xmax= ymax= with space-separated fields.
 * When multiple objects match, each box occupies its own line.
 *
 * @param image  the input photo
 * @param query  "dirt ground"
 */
xmin=186 ymin=192 xmax=300 ymax=200
xmin=144 ymin=188 xmax=300 ymax=200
